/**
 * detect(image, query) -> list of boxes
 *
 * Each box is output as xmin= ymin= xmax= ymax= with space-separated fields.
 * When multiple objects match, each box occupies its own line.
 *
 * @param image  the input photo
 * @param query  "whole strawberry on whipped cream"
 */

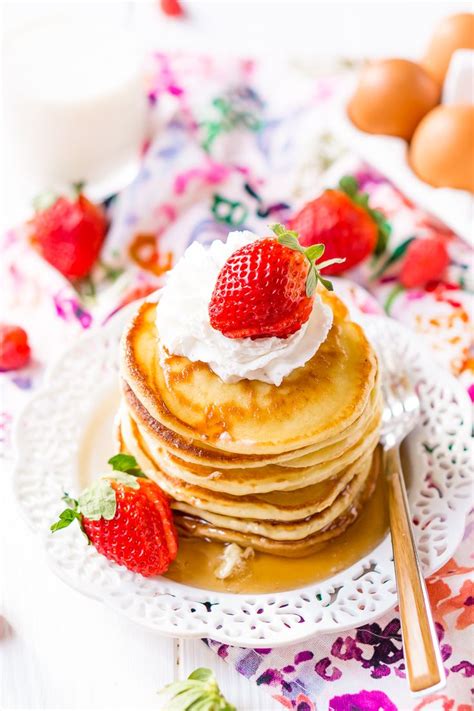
xmin=156 ymin=226 xmax=343 ymax=386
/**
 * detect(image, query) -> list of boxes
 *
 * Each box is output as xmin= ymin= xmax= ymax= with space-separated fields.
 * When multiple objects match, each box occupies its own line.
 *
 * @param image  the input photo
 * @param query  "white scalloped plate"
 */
xmin=14 ymin=300 xmax=472 ymax=648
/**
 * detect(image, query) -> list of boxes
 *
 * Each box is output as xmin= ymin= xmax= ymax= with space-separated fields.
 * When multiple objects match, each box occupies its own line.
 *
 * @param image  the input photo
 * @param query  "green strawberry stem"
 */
xmin=338 ymin=175 xmax=391 ymax=255
xmin=270 ymin=223 xmax=345 ymax=296
xmin=32 ymin=182 xmax=86 ymax=214
xmin=384 ymin=283 xmax=405 ymax=315
xmin=72 ymin=181 xmax=86 ymax=197
xmin=159 ymin=667 xmax=236 ymax=711
xmin=371 ymin=236 xmax=416 ymax=280
xmin=50 ymin=455 xmax=147 ymax=535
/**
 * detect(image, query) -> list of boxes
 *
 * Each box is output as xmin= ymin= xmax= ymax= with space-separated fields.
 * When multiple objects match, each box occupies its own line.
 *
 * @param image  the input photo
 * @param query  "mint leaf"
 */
xmin=78 ymin=479 xmax=117 ymax=521
xmin=108 ymin=454 xmax=138 ymax=472
xmin=189 ymin=668 xmax=215 ymax=683
xmin=159 ymin=668 xmax=236 ymax=711
xmin=167 ymin=688 xmax=206 ymax=710
xmin=108 ymin=453 xmax=147 ymax=478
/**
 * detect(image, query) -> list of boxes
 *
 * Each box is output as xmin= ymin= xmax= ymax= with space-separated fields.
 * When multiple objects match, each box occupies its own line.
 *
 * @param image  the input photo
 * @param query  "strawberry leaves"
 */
xmin=372 ymin=236 xmax=416 ymax=279
xmin=159 ymin=667 xmax=236 ymax=711
xmin=339 ymin=175 xmax=391 ymax=255
xmin=50 ymin=492 xmax=88 ymax=539
xmin=50 ymin=454 xmax=147 ymax=535
xmin=50 ymin=502 xmax=82 ymax=532
xmin=78 ymin=479 xmax=118 ymax=521
xmin=270 ymin=223 xmax=345 ymax=295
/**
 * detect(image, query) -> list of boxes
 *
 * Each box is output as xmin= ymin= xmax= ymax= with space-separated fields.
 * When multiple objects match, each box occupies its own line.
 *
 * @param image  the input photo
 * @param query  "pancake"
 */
xmin=119 ymin=414 xmax=378 ymax=520
xmin=122 ymin=374 xmax=381 ymax=470
xmin=174 ymin=448 xmax=381 ymax=556
xmin=121 ymin=402 xmax=382 ymax=494
xmin=121 ymin=291 xmax=378 ymax=455
xmin=171 ymin=450 xmax=374 ymax=540
xmin=118 ymin=273 xmax=383 ymax=567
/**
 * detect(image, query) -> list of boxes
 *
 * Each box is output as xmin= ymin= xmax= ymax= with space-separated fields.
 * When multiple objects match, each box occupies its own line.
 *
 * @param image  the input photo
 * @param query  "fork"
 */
xmin=378 ymin=341 xmax=446 ymax=695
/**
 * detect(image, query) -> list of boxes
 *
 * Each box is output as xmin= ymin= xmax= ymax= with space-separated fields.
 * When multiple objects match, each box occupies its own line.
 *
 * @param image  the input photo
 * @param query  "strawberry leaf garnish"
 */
xmin=50 ymin=507 xmax=82 ymax=532
xmin=338 ymin=175 xmax=391 ymax=255
xmin=78 ymin=479 xmax=118 ymax=520
xmin=62 ymin=492 xmax=78 ymax=508
xmin=159 ymin=667 xmax=236 ymax=711
xmin=50 ymin=492 xmax=87 ymax=539
xmin=51 ymin=454 xmax=148 ymax=535
xmin=270 ymin=223 xmax=345 ymax=296
xmin=50 ymin=450 xmax=149 ymax=544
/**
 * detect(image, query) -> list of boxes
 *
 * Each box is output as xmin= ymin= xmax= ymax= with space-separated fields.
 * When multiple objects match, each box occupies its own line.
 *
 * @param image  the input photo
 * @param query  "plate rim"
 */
xmin=13 ymin=296 xmax=473 ymax=647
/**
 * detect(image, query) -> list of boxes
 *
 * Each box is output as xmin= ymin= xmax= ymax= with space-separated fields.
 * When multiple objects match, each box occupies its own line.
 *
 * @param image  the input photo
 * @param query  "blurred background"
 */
xmin=4 ymin=1 xmax=472 ymax=58
xmin=2 ymin=0 xmax=472 ymax=228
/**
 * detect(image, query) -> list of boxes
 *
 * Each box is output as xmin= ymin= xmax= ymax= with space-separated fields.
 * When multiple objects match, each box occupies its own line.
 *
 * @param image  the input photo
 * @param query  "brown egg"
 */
xmin=409 ymin=105 xmax=474 ymax=192
xmin=423 ymin=13 xmax=474 ymax=84
xmin=347 ymin=59 xmax=440 ymax=141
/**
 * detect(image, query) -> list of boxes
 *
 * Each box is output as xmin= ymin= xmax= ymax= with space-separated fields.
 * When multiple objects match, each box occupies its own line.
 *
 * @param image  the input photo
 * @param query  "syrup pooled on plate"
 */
xmin=79 ymin=389 xmax=388 ymax=594
xmin=164 ymin=470 xmax=389 ymax=594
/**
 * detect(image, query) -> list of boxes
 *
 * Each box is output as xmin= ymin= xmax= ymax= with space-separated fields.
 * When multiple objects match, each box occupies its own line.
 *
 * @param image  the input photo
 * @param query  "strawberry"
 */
xmin=31 ymin=187 xmax=107 ymax=280
xmin=0 ymin=324 xmax=31 ymax=371
xmin=208 ymin=224 xmax=343 ymax=339
xmin=160 ymin=0 xmax=184 ymax=17
xmin=399 ymin=238 xmax=450 ymax=288
xmin=51 ymin=454 xmax=178 ymax=577
xmin=288 ymin=176 xmax=391 ymax=275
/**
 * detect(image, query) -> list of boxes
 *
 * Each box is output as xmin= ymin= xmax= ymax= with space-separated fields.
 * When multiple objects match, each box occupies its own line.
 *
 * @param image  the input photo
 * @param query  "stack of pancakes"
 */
xmin=118 ymin=290 xmax=382 ymax=557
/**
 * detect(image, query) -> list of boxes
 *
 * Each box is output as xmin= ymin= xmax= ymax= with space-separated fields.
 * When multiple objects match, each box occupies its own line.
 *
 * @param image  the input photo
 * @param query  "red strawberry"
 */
xmin=0 ymin=324 xmax=31 ymax=371
xmin=160 ymin=0 xmax=184 ymax=17
xmin=51 ymin=454 xmax=178 ymax=577
xmin=31 ymin=189 xmax=107 ymax=280
xmin=288 ymin=176 xmax=391 ymax=275
xmin=400 ymin=238 xmax=450 ymax=288
xmin=208 ymin=224 xmax=342 ymax=339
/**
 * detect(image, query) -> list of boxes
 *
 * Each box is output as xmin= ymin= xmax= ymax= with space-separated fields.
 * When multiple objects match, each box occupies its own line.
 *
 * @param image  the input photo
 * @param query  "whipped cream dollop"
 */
xmin=156 ymin=231 xmax=333 ymax=386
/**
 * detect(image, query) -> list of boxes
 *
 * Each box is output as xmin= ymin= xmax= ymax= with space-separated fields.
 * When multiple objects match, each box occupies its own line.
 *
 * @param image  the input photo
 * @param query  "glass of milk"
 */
xmin=2 ymin=11 xmax=147 ymax=220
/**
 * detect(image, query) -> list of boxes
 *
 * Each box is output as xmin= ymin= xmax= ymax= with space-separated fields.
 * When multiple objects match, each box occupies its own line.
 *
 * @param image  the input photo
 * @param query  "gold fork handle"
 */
xmin=385 ymin=446 xmax=446 ymax=694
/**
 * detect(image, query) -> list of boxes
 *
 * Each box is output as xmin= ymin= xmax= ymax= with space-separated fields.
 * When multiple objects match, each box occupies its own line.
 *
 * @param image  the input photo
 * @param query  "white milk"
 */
xmin=3 ymin=16 xmax=148 ymax=211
